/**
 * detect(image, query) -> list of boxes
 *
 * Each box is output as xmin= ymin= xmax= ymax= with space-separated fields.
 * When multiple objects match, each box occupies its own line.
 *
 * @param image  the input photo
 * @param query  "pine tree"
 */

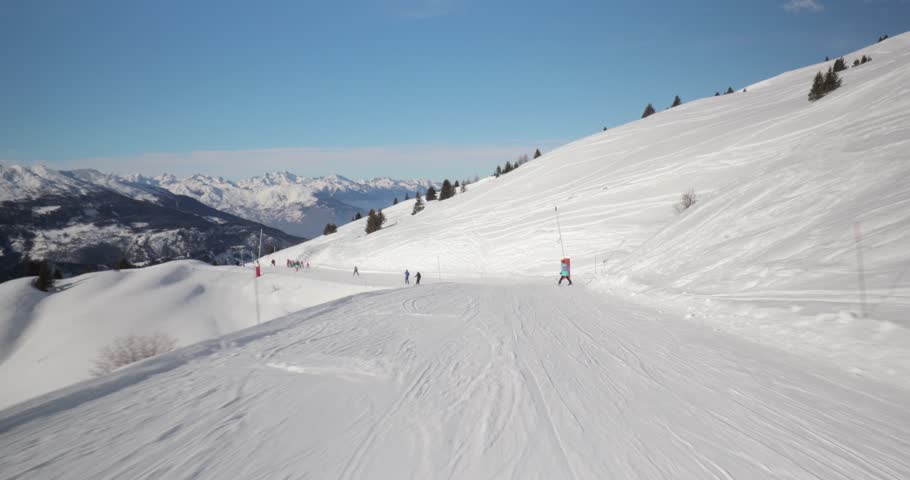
xmin=405 ymin=193 xmax=410 ymax=200
xmin=33 ymin=260 xmax=54 ymax=292
xmin=825 ymin=56 xmax=830 ymax=61
xmin=354 ymin=211 xmax=362 ymax=220
xmin=725 ymin=86 xmax=734 ymax=94
xmin=494 ymin=165 xmax=502 ymax=178
xmin=378 ymin=209 xmax=386 ymax=225
xmin=641 ymin=103 xmax=656 ymax=118
xmin=323 ymin=223 xmax=338 ymax=235
xmin=833 ymin=57 xmax=847 ymax=73
xmin=861 ymin=55 xmax=869 ymax=64
xmin=453 ymin=180 xmax=460 ymax=189
xmin=671 ymin=95 xmax=682 ymax=108
xmin=113 ymin=258 xmax=134 ymax=271
xmin=808 ymin=71 xmax=826 ymax=101
xmin=853 ymin=58 xmax=860 ymax=67
xmin=425 ymin=186 xmax=437 ymax=200
xmin=715 ymin=92 xmax=720 ymax=96
xmin=503 ymin=161 xmax=513 ymax=173
xmin=411 ymin=192 xmax=425 ymax=215
xmin=823 ymin=66 xmax=842 ymax=94
xmin=365 ymin=209 xmax=381 ymax=234
xmin=439 ymin=179 xmax=454 ymax=200
xmin=533 ymin=148 xmax=542 ymax=159
xmin=460 ymin=181 xmax=467 ymax=193
xmin=393 ymin=197 xmax=398 ymax=205
xmin=603 ymin=127 xmax=607 ymax=131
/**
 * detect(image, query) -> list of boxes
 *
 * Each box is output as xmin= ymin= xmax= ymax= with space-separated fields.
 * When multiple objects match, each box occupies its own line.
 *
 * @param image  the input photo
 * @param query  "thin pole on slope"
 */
xmin=437 ymin=256 xmax=442 ymax=282
xmin=254 ymin=269 xmax=261 ymax=325
xmin=257 ymin=229 xmax=263 ymax=262
xmin=854 ymin=223 xmax=868 ymax=318
xmin=554 ymin=205 xmax=566 ymax=258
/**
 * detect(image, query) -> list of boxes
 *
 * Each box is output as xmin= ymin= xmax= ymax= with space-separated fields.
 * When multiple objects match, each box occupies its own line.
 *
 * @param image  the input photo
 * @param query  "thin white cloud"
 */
xmin=18 ymin=142 xmax=566 ymax=181
xmin=783 ymin=0 xmax=825 ymax=12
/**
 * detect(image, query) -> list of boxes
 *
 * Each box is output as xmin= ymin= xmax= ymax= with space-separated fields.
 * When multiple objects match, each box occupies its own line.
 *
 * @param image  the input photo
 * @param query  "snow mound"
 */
xmin=0 ymin=260 xmax=387 ymax=409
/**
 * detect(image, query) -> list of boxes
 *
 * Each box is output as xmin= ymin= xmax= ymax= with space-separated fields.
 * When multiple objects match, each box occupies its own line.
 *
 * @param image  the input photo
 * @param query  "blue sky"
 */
xmin=1 ymin=0 xmax=908 ymax=180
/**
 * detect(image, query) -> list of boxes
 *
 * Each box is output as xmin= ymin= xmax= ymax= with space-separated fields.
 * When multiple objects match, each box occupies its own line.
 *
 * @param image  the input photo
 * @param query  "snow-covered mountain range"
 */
xmin=0 ymin=164 xmax=302 ymax=280
xmin=126 ymin=172 xmax=436 ymax=237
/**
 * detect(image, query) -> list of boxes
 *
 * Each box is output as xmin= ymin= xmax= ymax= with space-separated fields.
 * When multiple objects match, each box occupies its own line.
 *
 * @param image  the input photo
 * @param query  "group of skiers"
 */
xmin=352 ymin=266 xmax=422 ymax=285
xmin=404 ymin=269 xmax=421 ymax=285
xmin=286 ymin=259 xmax=310 ymax=271
xmin=279 ymin=259 xmax=568 ymax=286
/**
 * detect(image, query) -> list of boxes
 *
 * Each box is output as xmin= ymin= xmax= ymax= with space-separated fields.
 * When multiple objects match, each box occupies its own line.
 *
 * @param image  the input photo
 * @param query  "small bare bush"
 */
xmin=92 ymin=333 xmax=177 ymax=377
xmin=674 ymin=189 xmax=697 ymax=214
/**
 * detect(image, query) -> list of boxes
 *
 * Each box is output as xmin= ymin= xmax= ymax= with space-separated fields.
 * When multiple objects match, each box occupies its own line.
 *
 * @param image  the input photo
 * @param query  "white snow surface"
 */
xmin=1 ymin=283 xmax=909 ymax=479
xmin=0 ymin=261 xmax=388 ymax=409
xmin=2 ymin=34 xmax=910 ymax=479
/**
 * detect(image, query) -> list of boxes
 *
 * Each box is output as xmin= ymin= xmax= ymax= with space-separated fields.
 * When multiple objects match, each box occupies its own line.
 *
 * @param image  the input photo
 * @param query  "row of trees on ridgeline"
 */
xmin=353 ymin=148 xmax=548 ymax=234
xmin=614 ymin=34 xmax=892 ymax=131
xmin=494 ymin=149 xmax=541 ymax=177
xmin=23 ymin=257 xmax=134 ymax=291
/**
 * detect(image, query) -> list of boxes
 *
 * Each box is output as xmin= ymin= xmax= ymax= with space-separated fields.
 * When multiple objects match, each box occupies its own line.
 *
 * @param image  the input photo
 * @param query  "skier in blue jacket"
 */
xmin=558 ymin=261 xmax=572 ymax=285
xmin=405 ymin=269 xmax=410 ymax=284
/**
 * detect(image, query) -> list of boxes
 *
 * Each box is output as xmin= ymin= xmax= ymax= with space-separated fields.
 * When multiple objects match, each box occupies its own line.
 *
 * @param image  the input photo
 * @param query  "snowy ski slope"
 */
xmin=2 ymin=284 xmax=908 ymax=479
xmin=257 ymin=34 xmax=910 ymax=382
xmin=272 ymin=33 xmax=910 ymax=319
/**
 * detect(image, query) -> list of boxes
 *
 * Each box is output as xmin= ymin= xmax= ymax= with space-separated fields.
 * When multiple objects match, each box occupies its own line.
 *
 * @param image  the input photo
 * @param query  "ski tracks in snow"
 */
xmin=2 ymin=283 xmax=910 ymax=479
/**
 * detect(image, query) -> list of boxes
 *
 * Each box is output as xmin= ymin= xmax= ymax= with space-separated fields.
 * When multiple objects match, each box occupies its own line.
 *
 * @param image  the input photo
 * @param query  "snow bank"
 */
xmin=0 ymin=260 xmax=385 ymax=409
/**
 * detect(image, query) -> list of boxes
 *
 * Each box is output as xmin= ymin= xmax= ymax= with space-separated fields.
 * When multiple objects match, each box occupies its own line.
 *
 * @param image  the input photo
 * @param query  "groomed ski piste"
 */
xmin=2 ymin=34 xmax=910 ymax=479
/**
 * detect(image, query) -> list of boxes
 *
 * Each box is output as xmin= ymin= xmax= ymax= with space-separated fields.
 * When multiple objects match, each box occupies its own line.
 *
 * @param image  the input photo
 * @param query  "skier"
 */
xmin=353 ymin=266 xmax=359 ymax=276
xmin=306 ymin=262 xmax=310 ymax=269
xmin=558 ymin=260 xmax=572 ymax=286
xmin=271 ymin=259 xmax=276 ymax=267
xmin=415 ymin=272 xmax=421 ymax=285
xmin=404 ymin=269 xmax=410 ymax=284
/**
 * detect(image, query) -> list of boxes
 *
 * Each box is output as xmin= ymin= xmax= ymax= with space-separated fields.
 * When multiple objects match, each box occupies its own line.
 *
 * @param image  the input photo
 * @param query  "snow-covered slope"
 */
xmin=2 ymin=283 xmax=908 ymax=479
xmin=131 ymin=172 xmax=436 ymax=237
xmin=0 ymin=260 xmax=392 ymax=409
xmin=267 ymin=35 xmax=910 ymax=344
